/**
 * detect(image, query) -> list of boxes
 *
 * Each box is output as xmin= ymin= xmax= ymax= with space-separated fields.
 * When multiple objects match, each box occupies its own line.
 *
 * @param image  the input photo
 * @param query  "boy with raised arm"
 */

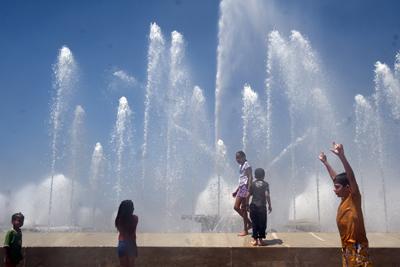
xmin=319 ymin=142 xmax=372 ymax=267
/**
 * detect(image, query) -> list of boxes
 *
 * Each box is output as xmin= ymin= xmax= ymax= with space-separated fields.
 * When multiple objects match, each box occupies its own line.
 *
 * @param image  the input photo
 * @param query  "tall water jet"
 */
xmin=372 ymin=54 xmax=400 ymax=231
xmin=111 ymin=96 xmax=134 ymax=204
xmin=354 ymin=94 xmax=374 ymax=215
xmin=214 ymin=0 xmax=229 ymax=146
xmin=189 ymin=86 xmax=211 ymax=215
xmin=216 ymin=139 xmax=226 ymax=217
xmin=142 ymin=22 xmax=166 ymax=194
xmin=241 ymin=85 xmax=256 ymax=152
xmin=211 ymin=139 xmax=237 ymax=231
xmin=195 ymin=139 xmax=235 ymax=232
xmin=265 ymin=30 xmax=336 ymax=228
xmin=49 ymin=46 xmax=77 ymax=226
xmin=373 ymin=63 xmax=392 ymax=232
xmin=214 ymin=0 xmax=272 ymax=151
xmin=89 ymin=142 xmax=105 ymax=227
xmin=374 ymin=60 xmax=400 ymax=120
xmin=395 ymin=52 xmax=400 ymax=79
xmin=241 ymin=84 xmax=267 ymax=166
xmin=265 ymin=37 xmax=274 ymax=161
xmin=165 ymin=30 xmax=191 ymax=230
xmin=69 ymin=105 xmax=85 ymax=226
xmin=196 ymin=138 xmax=235 ymax=223
xmin=190 ymin=86 xmax=209 ymax=142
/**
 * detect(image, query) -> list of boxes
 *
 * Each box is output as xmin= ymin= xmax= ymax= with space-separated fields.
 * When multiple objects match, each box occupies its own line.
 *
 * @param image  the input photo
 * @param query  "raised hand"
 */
xmin=320 ymin=149 xmax=337 ymax=180
xmin=330 ymin=142 xmax=344 ymax=157
xmin=319 ymin=152 xmax=327 ymax=164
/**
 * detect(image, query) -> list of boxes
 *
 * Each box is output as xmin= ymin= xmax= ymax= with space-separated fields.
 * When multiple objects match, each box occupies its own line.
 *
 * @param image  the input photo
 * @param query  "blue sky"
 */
xmin=1 ymin=0 xmax=400 ymax=189
xmin=0 ymin=0 xmax=219 ymax=187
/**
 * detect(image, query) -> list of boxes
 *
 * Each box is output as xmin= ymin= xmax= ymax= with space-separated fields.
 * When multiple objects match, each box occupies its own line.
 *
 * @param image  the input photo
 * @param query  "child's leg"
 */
xmin=129 ymin=257 xmax=135 ymax=267
xmin=234 ymin=197 xmax=250 ymax=235
xmin=249 ymin=204 xmax=258 ymax=239
xmin=240 ymin=198 xmax=252 ymax=233
xmin=257 ymin=207 xmax=267 ymax=246
xmin=4 ymin=262 xmax=17 ymax=267
xmin=234 ymin=197 xmax=245 ymax=235
xmin=233 ymin=196 xmax=242 ymax=216
xmin=119 ymin=256 xmax=129 ymax=267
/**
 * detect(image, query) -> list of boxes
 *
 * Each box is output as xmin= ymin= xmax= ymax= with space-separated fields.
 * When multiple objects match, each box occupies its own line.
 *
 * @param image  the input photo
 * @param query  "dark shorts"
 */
xmin=117 ymin=240 xmax=138 ymax=258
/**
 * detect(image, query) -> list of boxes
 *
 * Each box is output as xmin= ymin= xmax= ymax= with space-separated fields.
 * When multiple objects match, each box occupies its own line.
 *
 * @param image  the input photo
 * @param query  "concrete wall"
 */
xmin=1 ymin=247 xmax=399 ymax=267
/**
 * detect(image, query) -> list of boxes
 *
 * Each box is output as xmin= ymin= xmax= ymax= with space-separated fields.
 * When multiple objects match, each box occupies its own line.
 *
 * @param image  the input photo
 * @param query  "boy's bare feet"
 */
xmin=257 ymin=238 xmax=264 ymax=246
xmin=251 ymin=239 xmax=257 ymax=246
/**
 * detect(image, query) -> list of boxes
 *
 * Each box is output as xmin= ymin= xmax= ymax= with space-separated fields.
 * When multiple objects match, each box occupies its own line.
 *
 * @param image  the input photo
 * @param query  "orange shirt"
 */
xmin=336 ymin=190 xmax=368 ymax=248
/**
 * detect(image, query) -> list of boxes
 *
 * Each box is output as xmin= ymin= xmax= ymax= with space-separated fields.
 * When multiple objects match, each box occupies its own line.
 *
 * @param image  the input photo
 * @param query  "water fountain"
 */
xmin=111 ymin=96 xmax=134 ymax=206
xmin=88 ymin=142 xmax=105 ymax=228
xmin=2 ymin=2 xmax=400 ymax=266
xmin=69 ymin=105 xmax=85 ymax=226
xmin=142 ymin=22 xmax=167 ymax=195
xmin=48 ymin=46 xmax=78 ymax=227
xmin=3 ymin=6 xmax=399 ymax=235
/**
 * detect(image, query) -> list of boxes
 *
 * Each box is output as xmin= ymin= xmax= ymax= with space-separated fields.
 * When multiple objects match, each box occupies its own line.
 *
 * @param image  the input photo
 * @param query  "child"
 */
xmin=115 ymin=200 xmax=138 ymax=267
xmin=3 ymin=212 xmax=24 ymax=267
xmin=232 ymin=151 xmax=253 ymax=236
xmin=319 ymin=142 xmax=372 ymax=266
xmin=249 ymin=168 xmax=272 ymax=246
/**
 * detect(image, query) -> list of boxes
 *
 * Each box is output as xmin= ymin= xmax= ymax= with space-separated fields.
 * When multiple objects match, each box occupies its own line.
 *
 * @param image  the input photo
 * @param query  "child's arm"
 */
xmin=319 ymin=152 xmax=337 ymax=181
xmin=266 ymin=184 xmax=272 ymax=213
xmin=330 ymin=142 xmax=359 ymax=193
xmin=4 ymin=247 xmax=11 ymax=263
xmin=245 ymin=167 xmax=253 ymax=200
xmin=232 ymin=186 xmax=239 ymax=197
xmin=3 ymin=230 xmax=12 ymax=263
xmin=248 ymin=182 xmax=254 ymax=199
xmin=246 ymin=167 xmax=253 ymax=189
xmin=132 ymin=215 xmax=138 ymax=240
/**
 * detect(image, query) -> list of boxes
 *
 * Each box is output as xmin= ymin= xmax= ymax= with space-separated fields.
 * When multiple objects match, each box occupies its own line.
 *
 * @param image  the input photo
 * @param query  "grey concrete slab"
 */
xmin=1 ymin=232 xmax=399 ymax=266
xmin=1 ymin=232 xmax=397 ymax=248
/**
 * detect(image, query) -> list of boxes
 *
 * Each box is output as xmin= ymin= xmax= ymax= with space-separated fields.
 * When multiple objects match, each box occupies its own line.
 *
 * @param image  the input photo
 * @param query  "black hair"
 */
xmin=254 ymin=168 xmax=265 ymax=180
xmin=11 ymin=212 xmax=24 ymax=225
xmin=334 ymin=172 xmax=349 ymax=187
xmin=236 ymin=151 xmax=246 ymax=159
xmin=115 ymin=200 xmax=134 ymax=233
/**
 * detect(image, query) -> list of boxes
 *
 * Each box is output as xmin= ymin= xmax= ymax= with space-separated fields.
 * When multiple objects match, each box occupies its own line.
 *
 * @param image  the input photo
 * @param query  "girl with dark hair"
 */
xmin=232 ymin=151 xmax=253 ymax=236
xmin=115 ymin=200 xmax=138 ymax=267
xmin=319 ymin=143 xmax=372 ymax=267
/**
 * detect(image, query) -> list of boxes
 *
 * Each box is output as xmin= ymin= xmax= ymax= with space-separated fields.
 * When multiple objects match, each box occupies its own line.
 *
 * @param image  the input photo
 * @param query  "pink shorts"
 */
xmin=237 ymin=184 xmax=248 ymax=198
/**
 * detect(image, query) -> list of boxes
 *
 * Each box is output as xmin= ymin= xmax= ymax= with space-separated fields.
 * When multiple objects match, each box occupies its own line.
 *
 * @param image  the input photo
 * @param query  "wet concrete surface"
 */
xmin=0 ymin=232 xmax=399 ymax=266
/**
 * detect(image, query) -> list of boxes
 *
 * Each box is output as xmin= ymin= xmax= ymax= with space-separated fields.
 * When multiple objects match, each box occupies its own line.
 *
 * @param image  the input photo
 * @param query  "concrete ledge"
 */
xmin=1 ymin=233 xmax=399 ymax=266
xmin=1 ymin=247 xmax=400 ymax=266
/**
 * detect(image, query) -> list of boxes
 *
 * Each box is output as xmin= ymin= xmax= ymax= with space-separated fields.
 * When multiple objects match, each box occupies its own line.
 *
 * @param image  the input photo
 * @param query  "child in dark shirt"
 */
xmin=3 ymin=212 xmax=24 ymax=267
xmin=249 ymin=168 xmax=272 ymax=246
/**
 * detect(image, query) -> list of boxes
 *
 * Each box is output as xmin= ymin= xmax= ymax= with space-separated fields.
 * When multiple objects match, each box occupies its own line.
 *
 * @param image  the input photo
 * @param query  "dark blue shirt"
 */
xmin=250 ymin=180 xmax=269 ymax=207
